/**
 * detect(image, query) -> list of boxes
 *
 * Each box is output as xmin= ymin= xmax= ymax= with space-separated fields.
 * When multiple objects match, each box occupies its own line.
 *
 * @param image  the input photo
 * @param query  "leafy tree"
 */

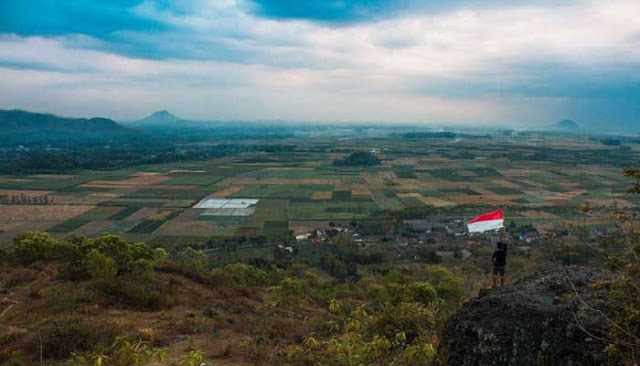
xmin=9 ymin=233 xmax=160 ymax=309
xmin=11 ymin=231 xmax=59 ymax=264
xmin=85 ymin=249 xmax=118 ymax=292
xmin=333 ymin=151 xmax=381 ymax=166
xmin=407 ymin=282 xmax=439 ymax=304
xmin=423 ymin=266 xmax=466 ymax=306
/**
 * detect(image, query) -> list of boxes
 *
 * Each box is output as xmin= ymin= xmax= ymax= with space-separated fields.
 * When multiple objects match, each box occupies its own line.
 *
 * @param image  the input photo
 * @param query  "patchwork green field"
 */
xmin=0 ymin=133 xmax=637 ymax=244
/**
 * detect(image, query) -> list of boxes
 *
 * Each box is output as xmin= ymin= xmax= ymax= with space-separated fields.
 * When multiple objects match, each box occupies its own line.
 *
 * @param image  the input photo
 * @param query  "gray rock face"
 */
xmin=441 ymin=266 xmax=616 ymax=366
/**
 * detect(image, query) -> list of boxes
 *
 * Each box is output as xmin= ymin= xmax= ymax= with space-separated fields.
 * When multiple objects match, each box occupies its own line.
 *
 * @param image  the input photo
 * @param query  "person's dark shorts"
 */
xmin=493 ymin=266 xmax=505 ymax=276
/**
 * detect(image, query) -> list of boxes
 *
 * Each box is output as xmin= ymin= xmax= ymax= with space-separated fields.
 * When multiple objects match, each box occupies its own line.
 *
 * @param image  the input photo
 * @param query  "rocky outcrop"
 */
xmin=441 ymin=266 xmax=616 ymax=366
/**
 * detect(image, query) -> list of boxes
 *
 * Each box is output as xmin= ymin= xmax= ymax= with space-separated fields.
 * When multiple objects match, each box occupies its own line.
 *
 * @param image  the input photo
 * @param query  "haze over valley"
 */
xmin=0 ymin=1 xmax=639 ymax=365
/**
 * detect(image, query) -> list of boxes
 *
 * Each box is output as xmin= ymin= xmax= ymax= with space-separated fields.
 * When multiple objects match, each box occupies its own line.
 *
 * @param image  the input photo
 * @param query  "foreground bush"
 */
xmin=277 ymin=268 xmax=461 ymax=365
xmin=7 ymin=233 xmax=164 ymax=309
xmin=27 ymin=317 xmax=124 ymax=360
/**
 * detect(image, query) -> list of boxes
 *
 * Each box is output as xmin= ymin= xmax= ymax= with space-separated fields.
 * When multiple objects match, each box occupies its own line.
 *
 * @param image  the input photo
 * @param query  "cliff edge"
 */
xmin=441 ymin=266 xmax=616 ymax=366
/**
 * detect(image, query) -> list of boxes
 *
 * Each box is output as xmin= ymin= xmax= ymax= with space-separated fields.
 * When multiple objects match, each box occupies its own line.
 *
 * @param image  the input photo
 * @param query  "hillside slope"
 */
xmin=0 ymin=110 xmax=128 ymax=143
xmin=0 ymin=232 xmax=465 ymax=365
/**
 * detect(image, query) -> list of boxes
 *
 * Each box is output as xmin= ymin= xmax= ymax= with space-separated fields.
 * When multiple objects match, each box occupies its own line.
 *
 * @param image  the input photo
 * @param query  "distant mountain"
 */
xmin=0 ymin=110 xmax=123 ymax=132
xmin=0 ymin=109 xmax=128 ymax=144
xmin=134 ymin=110 xmax=182 ymax=125
xmin=550 ymin=119 xmax=580 ymax=131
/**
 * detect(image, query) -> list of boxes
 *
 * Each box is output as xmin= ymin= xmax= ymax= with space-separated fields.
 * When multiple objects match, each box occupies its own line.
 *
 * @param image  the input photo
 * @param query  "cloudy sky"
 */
xmin=0 ymin=0 xmax=638 ymax=130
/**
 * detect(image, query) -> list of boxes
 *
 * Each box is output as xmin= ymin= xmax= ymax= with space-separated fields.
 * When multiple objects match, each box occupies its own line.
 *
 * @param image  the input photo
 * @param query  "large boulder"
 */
xmin=441 ymin=266 xmax=616 ymax=366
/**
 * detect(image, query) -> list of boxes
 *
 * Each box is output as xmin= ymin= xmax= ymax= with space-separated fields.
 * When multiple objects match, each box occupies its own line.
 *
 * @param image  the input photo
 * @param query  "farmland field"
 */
xmin=0 ymin=132 xmax=637 ymax=244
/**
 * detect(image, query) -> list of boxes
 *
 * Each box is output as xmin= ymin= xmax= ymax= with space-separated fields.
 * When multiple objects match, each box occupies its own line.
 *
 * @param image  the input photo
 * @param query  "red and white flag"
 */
xmin=467 ymin=209 xmax=504 ymax=233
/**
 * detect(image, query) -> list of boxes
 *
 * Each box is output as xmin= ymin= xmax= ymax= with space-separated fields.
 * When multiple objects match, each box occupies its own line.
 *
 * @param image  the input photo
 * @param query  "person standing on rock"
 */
xmin=492 ymin=234 xmax=508 ymax=288
xmin=466 ymin=209 xmax=508 ymax=288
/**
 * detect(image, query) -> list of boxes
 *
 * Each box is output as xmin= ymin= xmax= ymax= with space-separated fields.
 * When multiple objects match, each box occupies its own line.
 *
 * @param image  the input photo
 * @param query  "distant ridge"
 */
xmin=550 ymin=119 xmax=579 ymax=131
xmin=135 ymin=110 xmax=181 ymax=125
xmin=0 ymin=109 xmax=125 ymax=134
xmin=0 ymin=109 xmax=130 ymax=144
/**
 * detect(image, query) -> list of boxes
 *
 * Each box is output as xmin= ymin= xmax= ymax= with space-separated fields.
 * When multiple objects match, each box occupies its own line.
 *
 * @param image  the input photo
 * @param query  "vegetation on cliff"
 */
xmin=0 ymin=232 xmax=465 ymax=365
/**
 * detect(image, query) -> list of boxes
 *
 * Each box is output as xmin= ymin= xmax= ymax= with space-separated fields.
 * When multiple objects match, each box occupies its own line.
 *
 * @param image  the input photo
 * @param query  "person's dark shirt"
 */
xmin=492 ymin=245 xmax=507 ymax=267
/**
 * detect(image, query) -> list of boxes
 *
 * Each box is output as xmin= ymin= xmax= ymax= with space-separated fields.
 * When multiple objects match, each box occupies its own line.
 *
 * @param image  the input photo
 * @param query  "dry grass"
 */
xmin=88 ymin=192 xmax=121 ymax=198
xmin=312 ymin=191 xmax=332 ymax=200
xmin=82 ymin=183 xmax=197 ymax=190
xmin=588 ymin=198 xmax=634 ymax=208
xmin=544 ymin=190 xmax=587 ymax=201
xmin=173 ymin=209 xmax=203 ymax=221
xmin=0 ymin=205 xmax=94 ymax=221
xmin=126 ymin=207 xmax=159 ymax=221
xmin=0 ymin=178 xmax=34 ymax=183
xmin=262 ymin=178 xmax=343 ymax=185
xmin=81 ymin=174 xmax=173 ymax=190
xmin=394 ymin=183 xmax=422 ymax=190
xmin=351 ymin=187 xmax=372 ymax=197
xmin=490 ymin=179 xmax=524 ymax=190
xmin=148 ymin=209 xmax=177 ymax=221
xmin=0 ymin=266 xmax=277 ymax=364
xmin=0 ymin=220 xmax=28 ymax=232
xmin=362 ymin=175 xmax=386 ymax=189
xmin=518 ymin=210 xmax=559 ymax=218
xmin=98 ymin=175 xmax=170 ymax=185
xmin=72 ymin=220 xmax=117 ymax=237
xmin=133 ymin=172 xmax=162 ymax=177
xmin=155 ymin=220 xmax=216 ymax=236
xmin=496 ymin=169 xmax=542 ymax=178
xmin=49 ymin=194 xmax=113 ymax=205
xmin=446 ymin=194 xmax=518 ymax=206
xmin=3 ymin=267 xmax=40 ymax=287
xmin=334 ymin=183 xmax=351 ymax=191
xmin=558 ymin=182 xmax=583 ymax=189
xmin=0 ymin=189 xmax=52 ymax=196
xmin=393 ymin=157 xmax=419 ymax=166
xmin=378 ymin=172 xmax=396 ymax=180
xmin=209 ymin=185 xmax=245 ymax=198
xmin=397 ymin=193 xmax=454 ymax=207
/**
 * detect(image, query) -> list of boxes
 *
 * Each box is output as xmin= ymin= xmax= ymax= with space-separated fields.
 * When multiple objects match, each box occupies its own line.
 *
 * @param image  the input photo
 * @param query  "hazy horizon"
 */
xmin=1 ymin=0 xmax=639 ymax=131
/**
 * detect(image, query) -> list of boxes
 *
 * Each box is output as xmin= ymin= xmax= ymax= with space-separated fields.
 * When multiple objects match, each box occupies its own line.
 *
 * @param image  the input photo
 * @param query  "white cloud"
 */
xmin=0 ymin=0 xmax=638 ymax=127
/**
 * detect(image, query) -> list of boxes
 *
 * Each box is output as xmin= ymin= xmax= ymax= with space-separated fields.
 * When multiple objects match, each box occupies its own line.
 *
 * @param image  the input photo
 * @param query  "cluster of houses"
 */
xmin=293 ymin=217 xmax=540 ymax=258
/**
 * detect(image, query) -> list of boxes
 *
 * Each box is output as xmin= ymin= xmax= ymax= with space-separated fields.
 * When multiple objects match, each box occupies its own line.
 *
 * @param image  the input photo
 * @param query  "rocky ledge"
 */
xmin=441 ymin=266 xmax=617 ymax=366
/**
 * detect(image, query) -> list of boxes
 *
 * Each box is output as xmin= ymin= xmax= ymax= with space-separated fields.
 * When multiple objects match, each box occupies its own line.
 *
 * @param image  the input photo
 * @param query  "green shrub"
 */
xmin=407 ymin=282 xmax=439 ymax=304
xmin=211 ymin=263 xmax=270 ymax=297
xmin=111 ymin=272 xmax=159 ymax=309
xmin=365 ymin=283 xmax=391 ymax=306
xmin=423 ymin=266 xmax=466 ymax=305
xmin=10 ymin=232 xmax=162 ymax=309
xmin=68 ymin=337 xmax=167 ymax=366
xmin=11 ymin=232 xmax=59 ymax=264
xmin=28 ymin=318 xmax=124 ymax=360
xmin=85 ymin=249 xmax=118 ymax=283
xmin=164 ymin=247 xmax=212 ymax=283
xmin=272 ymin=277 xmax=304 ymax=306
